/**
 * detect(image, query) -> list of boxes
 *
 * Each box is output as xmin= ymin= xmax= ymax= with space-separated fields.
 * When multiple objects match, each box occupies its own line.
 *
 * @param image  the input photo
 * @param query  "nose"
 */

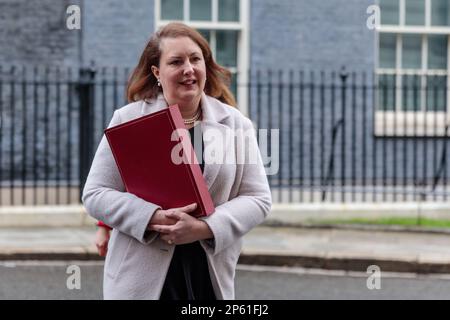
xmin=183 ymin=61 xmax=194 ymax=75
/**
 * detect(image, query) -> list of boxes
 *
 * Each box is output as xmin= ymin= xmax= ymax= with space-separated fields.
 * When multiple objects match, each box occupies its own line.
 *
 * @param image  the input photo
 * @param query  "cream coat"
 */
xmin=82 ymin=93 xmax=272 ymax=299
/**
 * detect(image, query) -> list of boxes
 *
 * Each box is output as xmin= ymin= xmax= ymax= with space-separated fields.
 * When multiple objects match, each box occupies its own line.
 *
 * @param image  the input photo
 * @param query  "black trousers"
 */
xmin=160 ymin=241 xmax=216 ymax=300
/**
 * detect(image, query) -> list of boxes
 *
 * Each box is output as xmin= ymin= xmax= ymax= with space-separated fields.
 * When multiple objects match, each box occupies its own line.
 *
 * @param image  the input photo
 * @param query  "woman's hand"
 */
xmin=149 ymin=207 xmax=180 ymax=226
xmin=149 ymin=202 xmax=199 ymax=226
xmin=95 ymin=227 xmax=111 ymax=257
xmin=148 ymin=203 xmax=213 ymax=245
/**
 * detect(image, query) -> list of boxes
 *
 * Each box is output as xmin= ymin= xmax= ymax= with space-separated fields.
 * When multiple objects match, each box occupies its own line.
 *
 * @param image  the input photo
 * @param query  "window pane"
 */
xmin=426 ymin=76 xmax=447 ymax=111
xmin=380 ymin=0 xmax=399 ymax=25
xmin=402 ymin=75 xmax=421 ymax=111
xmin=378 ymin=74 xmax=396 ymax=111
xmin=216 ymin=31 xmax=238 ymax=67
xmin=402 ymin=35 xmax=422 ymax=69
xmin=198 ymin=29 xmax=210 ymax=44
xmin=218 ymin=0 xmax=239 ymax=22
xmin=230 ymin=72 xmax=237 ymax=101
xmin=191 ymin=0 xmax=212 ymax=21
xmin=405 ymin=0 xmax=425 ymax=25
xmin=432 ymin=0 xmax=450 ymax=26
xmin=161 ymin=0 xmax=183 ymax=20
xmin=379 ymin=34 xmax=396 ymax=68
xmin=428 ymin=35 xmax=448 ymax=69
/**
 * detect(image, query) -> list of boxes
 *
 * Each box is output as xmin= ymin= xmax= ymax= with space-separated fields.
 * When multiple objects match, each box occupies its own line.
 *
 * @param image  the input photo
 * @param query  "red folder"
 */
xmin=104 ymin=104 xmax=215 ymax=217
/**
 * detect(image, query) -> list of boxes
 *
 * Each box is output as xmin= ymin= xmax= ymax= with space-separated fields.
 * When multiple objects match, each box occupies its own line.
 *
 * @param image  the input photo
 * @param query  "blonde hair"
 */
xmin=127 ymin=22 xmax=236 ymax=107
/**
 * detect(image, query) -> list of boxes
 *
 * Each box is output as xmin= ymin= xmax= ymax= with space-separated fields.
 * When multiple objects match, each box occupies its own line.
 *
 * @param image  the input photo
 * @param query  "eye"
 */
xmin=169 ymin=60 xmax=181 ymax=65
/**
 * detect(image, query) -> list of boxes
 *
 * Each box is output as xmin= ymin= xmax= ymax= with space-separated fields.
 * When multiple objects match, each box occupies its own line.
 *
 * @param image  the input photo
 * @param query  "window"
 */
xmin=376 ymin=0 xmax=450 ymax=136
xmin=155 ymin=0 xmax=249 ymax=114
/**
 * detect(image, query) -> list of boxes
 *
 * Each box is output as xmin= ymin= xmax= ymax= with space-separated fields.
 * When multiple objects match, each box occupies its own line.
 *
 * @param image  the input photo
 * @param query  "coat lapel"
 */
xmin=199 ymin=93 xmax=230 ymax=190
xmin=140 ymin=94 xmax=168 ymax=115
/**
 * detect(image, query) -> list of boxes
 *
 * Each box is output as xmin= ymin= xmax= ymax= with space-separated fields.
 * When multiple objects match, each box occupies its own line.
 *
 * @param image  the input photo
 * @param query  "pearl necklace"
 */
xmin=183 ymin=108 xmax=202 ymax=125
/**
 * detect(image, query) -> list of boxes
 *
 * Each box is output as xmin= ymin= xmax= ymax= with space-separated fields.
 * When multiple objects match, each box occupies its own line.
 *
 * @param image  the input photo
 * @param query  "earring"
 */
xmin=157 ymin=79 xmax=161 ymax=87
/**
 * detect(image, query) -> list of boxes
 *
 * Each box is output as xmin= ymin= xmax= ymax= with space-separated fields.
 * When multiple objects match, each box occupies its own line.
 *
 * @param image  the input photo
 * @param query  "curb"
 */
xmin=238 ymin=254 xmax=450 ymax=274
xmin=1 ymin=249 xmax=450 ymax=274
xmin=262 ymin=220 xmax=450 ymax=235
xmin=0 ymin=252 xmax=104 ymax=261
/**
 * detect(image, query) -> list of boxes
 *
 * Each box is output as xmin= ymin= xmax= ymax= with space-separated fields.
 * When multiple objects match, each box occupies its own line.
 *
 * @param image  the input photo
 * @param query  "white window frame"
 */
xmin=154 ymin=0 xmax=250 ymax=116
xmin=376 ymin=0 xmax=450 ymax=136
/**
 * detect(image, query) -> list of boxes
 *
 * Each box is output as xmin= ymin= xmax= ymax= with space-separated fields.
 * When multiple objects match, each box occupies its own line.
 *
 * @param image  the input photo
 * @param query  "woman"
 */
xmin=82 ymin=22 xmax=272 ymax=300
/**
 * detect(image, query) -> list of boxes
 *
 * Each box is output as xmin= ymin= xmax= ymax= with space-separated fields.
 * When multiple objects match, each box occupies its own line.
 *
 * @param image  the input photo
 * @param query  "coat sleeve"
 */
xmin=82 ymin=110 xmax=161 ymax=244
xmin=200 ymin=117 xmax=272 ymax=255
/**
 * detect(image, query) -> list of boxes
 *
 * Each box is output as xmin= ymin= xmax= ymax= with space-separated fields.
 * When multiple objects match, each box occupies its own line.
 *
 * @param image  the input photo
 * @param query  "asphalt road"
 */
xmin=2 ymin=261 xmax=450 ymax=300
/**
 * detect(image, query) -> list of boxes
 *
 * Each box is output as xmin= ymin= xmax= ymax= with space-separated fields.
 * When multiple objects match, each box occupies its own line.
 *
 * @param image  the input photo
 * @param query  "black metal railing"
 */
xmin=247 ymin=69 xmax=449 ymax=203
xmin=0 ymin=65 xmax=449 ymax=205
xmin=0 ymin=65 xmax=129 ymax=206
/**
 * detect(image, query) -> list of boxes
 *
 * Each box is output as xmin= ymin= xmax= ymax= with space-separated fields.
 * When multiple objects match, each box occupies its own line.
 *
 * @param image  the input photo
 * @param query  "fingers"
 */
xmin=162 ymin=203 xmax=197 ymax=222
xmin=159 ymin=235 xmax=173 ymax=244
xmin=100 ymin=247 xmax=107 ymax=257
xmin=176 ymin=203 xmax=197 ymax=213
xmin=165 ymin=210 xmax=181 ymax=220
xmin=96 ymin=244 xmax=107 ymax=257
xmin=149 ymin=224 xmax=172 ymax=234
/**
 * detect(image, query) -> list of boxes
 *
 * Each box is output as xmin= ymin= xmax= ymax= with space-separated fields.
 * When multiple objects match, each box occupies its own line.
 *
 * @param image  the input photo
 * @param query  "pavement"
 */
xmin=1 ymin=222 xmax=450 ymax=274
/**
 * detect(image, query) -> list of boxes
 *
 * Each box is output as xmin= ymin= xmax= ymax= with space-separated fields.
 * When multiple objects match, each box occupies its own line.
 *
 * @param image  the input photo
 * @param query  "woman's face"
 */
xmin=151 ymin=36 xmax=207 ymax=108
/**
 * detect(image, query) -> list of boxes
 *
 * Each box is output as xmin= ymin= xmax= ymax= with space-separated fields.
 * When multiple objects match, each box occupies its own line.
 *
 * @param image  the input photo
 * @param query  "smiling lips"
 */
xmin=180 ymin=79 xmax=196 ymax=85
